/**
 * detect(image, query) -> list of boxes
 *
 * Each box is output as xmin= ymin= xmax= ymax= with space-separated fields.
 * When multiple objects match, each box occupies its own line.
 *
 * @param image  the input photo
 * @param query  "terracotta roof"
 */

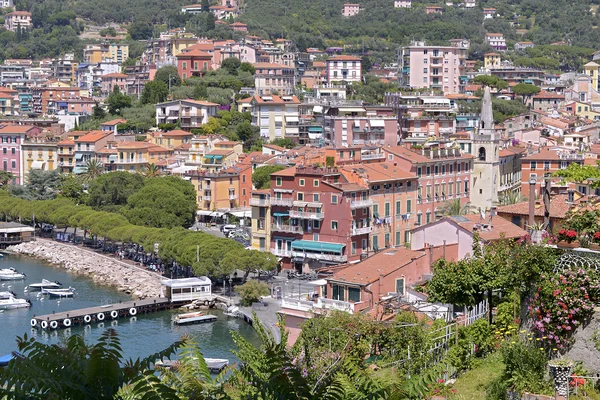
xmin=102 ymin=73 xmax=128 ymax=78
xmin=327 ymin=55 xmax=362 ymax=61
xmin=534 ymin=90 xmax=565 ymax=100
xmin=178 ymin=49 xmax=213 ymax=58
xmin=448 ymin=214 xmax=527 ymax=241
xmin=329 ymin=247 xmax=426 ymax=285
xmin=58 ymin=139 xmax=75 ymax=145
xmin=522 ymin=148 xmax=564 ymax=161
xmin=252 ymin=189 xmax=271 ymax=194
xmin=75 ymin=130 xmax=110 ymax=143
xmin=253 ymin=62 xmax=293 ymax=69
xmin=384 ymin=145 xmax=472 ymax=163
xmin=271 ymin=166 xmax=297 ymax=177
xmin=237 ymin=97 xmax=253 ymax=103
xmin=312 ymin=61 xmax=326 ymax=68
xmin=230 ymin=22 xmax=247 ymax=26
xmin=182 ymin=99 xmax=219 ymax=107
xmin=206 ymin=149 xmax=234 ymax=156
xmin=7 ymin=11 xmax=31 ymax=16
xmin=96 ymin=147 xmax=118 ymax=154
xmin=484 ymin=52 xmax=500 ymax=56
xmin=263 ymin=144 xmax=287 ymax=152
xmin=117 ymin=141 xmax=152 ymax=149
xmin=499 ymin=146 xmax=526 ymax=157
xmin=252 ymin=94 xmax=300 ymax=105
xmin=0 ymin=125 xmax=37 ymax=134
xmin=497 ymin=194 xmax=571 ymax=219
xmin=342 ymin=163 xmax=416 ymax=182
xmin=101 ymin=118 xmax=126 ymax=126
xmin=162 ymin=129 xmax=193 ymax=137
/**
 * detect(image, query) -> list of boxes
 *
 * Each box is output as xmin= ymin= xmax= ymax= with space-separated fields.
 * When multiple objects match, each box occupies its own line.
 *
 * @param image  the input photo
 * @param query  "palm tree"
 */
xmin=82 ymin=158 xmax=104 ymax=183
xmin=436 ymin=198 xmax=474 ymax=217
xmin=142 ymin=163 xmax=160 ymax=178
xmin=495 ymin=192 xmax=527 ymax=206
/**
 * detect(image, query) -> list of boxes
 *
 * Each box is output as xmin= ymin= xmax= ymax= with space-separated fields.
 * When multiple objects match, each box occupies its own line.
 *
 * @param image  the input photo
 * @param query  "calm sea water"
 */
xmin=0 ymin=253 xmax=260 ymax=363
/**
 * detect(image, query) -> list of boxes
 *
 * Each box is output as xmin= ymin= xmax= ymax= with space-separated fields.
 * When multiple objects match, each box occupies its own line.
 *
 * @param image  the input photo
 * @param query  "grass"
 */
xmin=452 ymin=352 xmax=504 ymax=400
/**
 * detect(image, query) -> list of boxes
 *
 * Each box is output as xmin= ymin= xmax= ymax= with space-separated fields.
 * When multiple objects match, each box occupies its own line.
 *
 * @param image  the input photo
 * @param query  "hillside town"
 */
xmin=2 ymin=0 xmax=600 ymax=398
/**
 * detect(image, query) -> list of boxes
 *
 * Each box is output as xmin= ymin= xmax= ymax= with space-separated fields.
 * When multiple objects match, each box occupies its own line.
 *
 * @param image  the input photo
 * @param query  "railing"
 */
xmin=270 ymin=198 xmax=293 ymax=207
xmin=249 ymin=198 xmax=270 ymax=207
xmin=281 ymin=296 xmax=355 ymax=313
xmin=350 ymin=199 xmax=373 ymax=209
xmin=361 ymin=153 xmax=385 ymax=160
xmin=289 ymin=210 xmax=324 ymax=219
xmin=202 ymin=196 xmax=211 ymax=201
xmin=558 ymin=152 xmax=585 ymax=160
xmin=0 ymin=237 xmax=24 ymax=243
xmin=351 ymin=226 xmax=372 ymax=236
xmin=270 ymin=248 xmax=292 ymax=257
xmin=229 ymin=194 xmax=237 ymax=200
xmin=271 ymin=224 xmax=303 ymax=234
xmin=291 ymin=251 xmax=347 ymax=262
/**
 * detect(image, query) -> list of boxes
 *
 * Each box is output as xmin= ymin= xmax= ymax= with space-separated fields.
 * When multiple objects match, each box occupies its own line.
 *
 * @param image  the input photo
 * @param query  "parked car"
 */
xmin=221 ymin=224 xmax=237 ymax=234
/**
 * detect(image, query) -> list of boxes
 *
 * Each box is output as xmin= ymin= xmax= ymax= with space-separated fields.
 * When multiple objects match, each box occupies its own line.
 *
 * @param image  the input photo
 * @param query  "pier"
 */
xmin=31 ymin=297 xmax=174 ymax=329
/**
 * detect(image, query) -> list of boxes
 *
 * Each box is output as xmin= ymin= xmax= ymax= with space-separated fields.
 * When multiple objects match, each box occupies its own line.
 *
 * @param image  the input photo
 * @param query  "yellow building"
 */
xmin=250 ymin=189 xmax=271 ymax=251
xmin=186 ymin=170 xmax=241 ymax=212
xmin=149 ymin=129 xmax=194 ymax=149
xmin=584 ymin=61 xmax=600 ymax=92
xmin=484 ymin=52 xmax=502 ymax=70
xmin=21 ymin=138 xmax=58 ymax=176
xmin=84 ymin=43 xmax=130 ymax=64
xmin=566 ymin=100 xmax=600 ymax=120
xmin=171 ymin=37 xmax=200 ymax=58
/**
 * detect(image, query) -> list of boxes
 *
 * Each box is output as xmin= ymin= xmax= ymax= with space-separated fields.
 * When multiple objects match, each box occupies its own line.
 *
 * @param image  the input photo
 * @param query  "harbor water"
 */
xmin=0 ymin=253 xmax=260 ymax=362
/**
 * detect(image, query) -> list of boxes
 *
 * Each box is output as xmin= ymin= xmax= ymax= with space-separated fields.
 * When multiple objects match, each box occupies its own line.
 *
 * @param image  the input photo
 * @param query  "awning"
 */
xmin=226 ymin=210 xmax=251 ymax=218
xmin=293 ymin=201 xmax=308 ymax=207
xmin=31 ymin=161 xmax=44 ymax=170
xmin=213 ymin=155 xmax=223 ymax=160
xmin=291 ymin=240 xmax=345 ymax=253
xmin=108 ymin=155 xmax=118 ymax=162
xmin=308 ymin=279 xmax=328 ymax=286
xmin=308 ymin=132 xmax=322 ymax=139
xmin=274 ymin=116 xmax=282 ymax=122
xmin=338 ymin=107 xmax=366 ymax=113
xmin=75 ymin=153 xmax=83 ymax=160
xmin=286 ymin=116 xmax=299 ymax=123
xmin=73 ymin=166 xmax=87 ymax=174
xmin=369 ymin=119 xmax=385 ymax=128
xmin=197 ymin=210 xmax=224 ymax=217
xmin=204 ymin=155 xmax=215 ymax=159
xmin=307 ymin=202 xmax=322 ymax=208
xmin=313 ymin=105 xmax=323 ymax=113
xmin=308 ymin=127 xmax=323 ymax=133
xmin=273 ymin=212 xmax=289 ymax=217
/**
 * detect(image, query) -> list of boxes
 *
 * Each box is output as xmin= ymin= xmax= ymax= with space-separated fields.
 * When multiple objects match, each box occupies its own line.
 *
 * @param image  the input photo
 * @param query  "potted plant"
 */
xmin=548 ymin=359 xmax=573 ymax=398
xmin=527 ymin=222 xmax=545 ymax=244
xmin=556 ymin=229 xmax=579 ymax=249
xmin=591 ymin=232 xmax=600 ymax=251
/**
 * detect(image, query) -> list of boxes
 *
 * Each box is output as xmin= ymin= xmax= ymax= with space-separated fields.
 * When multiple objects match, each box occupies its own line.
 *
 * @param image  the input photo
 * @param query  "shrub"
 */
xmin=237 ymin=280 xmax=270 ymax=306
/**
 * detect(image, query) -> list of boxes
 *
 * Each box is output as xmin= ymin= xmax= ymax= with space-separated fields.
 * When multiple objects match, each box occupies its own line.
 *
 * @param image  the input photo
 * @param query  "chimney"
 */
xmin=528 ymin=176 xmax=536 ymax=227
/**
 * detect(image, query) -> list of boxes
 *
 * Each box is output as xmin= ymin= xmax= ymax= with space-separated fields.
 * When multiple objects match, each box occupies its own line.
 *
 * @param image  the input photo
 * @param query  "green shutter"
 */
xmin=348 ymin=287 xmax=360 ymax=302
xmin=396 ymin=201 xmax=401 ymax=215
xmin=396 ymin=231 xmax=401 ymax=246
xmin=406 ymin=200 xmax=412 ymax=213
xmin=385 ymin=203 xmax=390 ymax=217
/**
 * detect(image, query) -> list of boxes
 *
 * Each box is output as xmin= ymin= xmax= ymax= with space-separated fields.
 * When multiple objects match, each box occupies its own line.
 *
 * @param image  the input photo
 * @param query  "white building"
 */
xmin=326 ymin=55 xmax=362 ymax=83
xmin=253 ymin=62 xmax=296 ymax=96
xmin=4 ymin=11 xmax=31 ymax=32
xmin=463 ymin=0 xmax=476 ymax=7
xmin=485 ymin=33 xmax=507 ymax=51
xmin=161 ymin=277 xmax=212 ymax=302
xmin=250 ymin=94 xmax=300 ymax=141
xmin=155 ymin=99 xmax=219 ymax=130
xmin=394 ymin=0 xmax=411 ymax=7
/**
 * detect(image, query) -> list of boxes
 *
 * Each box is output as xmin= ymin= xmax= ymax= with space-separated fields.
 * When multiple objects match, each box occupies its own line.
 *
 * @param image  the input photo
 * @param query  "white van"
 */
xmin=221 ymin=224 xmax=237 ymax=234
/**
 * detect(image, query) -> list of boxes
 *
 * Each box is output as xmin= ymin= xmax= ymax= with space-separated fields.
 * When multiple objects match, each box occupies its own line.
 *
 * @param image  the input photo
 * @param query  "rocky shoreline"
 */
xmin=7 ymin=240 xmax=163 ymax=299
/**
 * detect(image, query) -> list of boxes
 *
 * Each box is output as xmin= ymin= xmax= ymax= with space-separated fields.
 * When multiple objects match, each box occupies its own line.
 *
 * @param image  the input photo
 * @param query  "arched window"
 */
xmin=478 ymin=147 xmax=486 ymax=161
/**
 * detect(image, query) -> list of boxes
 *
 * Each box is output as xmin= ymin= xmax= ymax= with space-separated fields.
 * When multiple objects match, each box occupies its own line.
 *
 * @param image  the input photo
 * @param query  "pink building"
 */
xmin=101 ymin=73 xmax=128 ymax=96
xmin=230 ymin=22 xmax=248 ymax=32
xmin=425 ymin=6 xmax=442 ymax=14
xmin=342 ymin=3 xmax=360 ymax=16
xmin=324 ymin=114 xmax=398 ymax=147
xmin=398 ymin=43 xmax=467 ymax=94
xmin=326 ymin=55 xmax=362 ymax=83
xmin=0 ymin=125 xmax=42 ymax=185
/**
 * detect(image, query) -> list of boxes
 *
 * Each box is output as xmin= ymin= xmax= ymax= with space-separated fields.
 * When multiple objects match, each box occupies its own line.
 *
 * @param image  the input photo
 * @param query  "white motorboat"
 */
xmin=28 ymin=279 xmax=61 ymax=291
xmin=0 ymin=268 xmax=26 ymax=281
xmin=223 ymin=306 xmax=239 ymax=317
xmin=0 ymin=291 xmax=30 ymax=309
xmin=155 ymin=357 xmax=229 ymax=373
xmin=42 ymin=287 xmax=75 ymax=298
xmin=174 ymin=312 xmax=217 ymax=325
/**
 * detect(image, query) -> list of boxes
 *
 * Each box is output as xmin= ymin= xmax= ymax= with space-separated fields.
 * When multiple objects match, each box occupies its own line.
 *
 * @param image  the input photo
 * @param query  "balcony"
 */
xmin=229 ymin=194 xmax=237 ymax=200
xmin=350 ymin=199 xmax=372 ymax=209
xmin=270 ymin=248 xmax=292 ymax=257
xmin=361 ymin=153 xmax=385 ymax=161
xmin=291 ymin=251 xmax=347 ymax=263
xmin=250 ymin=198 xmax=270 ymax=207
xmin=289 ymin=210 xmax=324 ymax=219
xmin=351 ymin=226 xmax=372 ymax=236
xmin=271 ymin=198 xmax=293 ymax=207
xmin=203 ymin=196 xmax=212 ymax=201
xmin=281 ymin=297 xmax=355 ymax=314
xmin=271 ymin=224 xmax=303 ymax=234
xmin=558 ymin=152 xmax=585 ymax=161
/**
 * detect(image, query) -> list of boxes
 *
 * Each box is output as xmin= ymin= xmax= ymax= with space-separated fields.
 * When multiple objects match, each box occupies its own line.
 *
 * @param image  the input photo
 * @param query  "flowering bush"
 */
xmin=529 ymin=268 xmax=600 ymax=349
xmin=593 ymin=232 xmax=600 ymax=244
xmin=557 ymin=229 xmax=578 ymax=243
xmin=426 ymin=378 xmax=456 ymax=399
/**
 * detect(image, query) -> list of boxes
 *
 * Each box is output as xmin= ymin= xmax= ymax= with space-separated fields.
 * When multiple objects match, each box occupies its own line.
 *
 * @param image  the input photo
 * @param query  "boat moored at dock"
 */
xmin=174 ymin=312 xmax=217 ymax=325
xmin=28 ymin=279 xmax=61 ymax=291
xmin=0 ymin=291 xmax=30 ymax=310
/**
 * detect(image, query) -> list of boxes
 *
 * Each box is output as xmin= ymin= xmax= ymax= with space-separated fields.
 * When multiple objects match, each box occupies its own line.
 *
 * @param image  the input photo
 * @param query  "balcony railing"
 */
xmin=249 ymin=198 xmax=270 ymax=207
xmin=270 ymin=248 xmax=292 ymax=257
xmin=289 ymin=210 xmax=324 ymax=219
xmin=281 ymin=296 xmax=355 ymax=314
xmin=291 ymin=251 xmax=347 ymax=262
xmin=361 ymin=153 xmax=385 ymax=160
xmin=271 ymin=198 xmax=293 ymax=207
xmin=350 ymin=199 xmax=373 ymax=209
xmin=202 ymin=196 xmax=211 ymax=201
xmin=229 ymin=194 xmax=237 ymax=200
xmin=351 ymin=226 xmax=372 ymax=236
xmin=271 ymin=224 xmax=303 ymax=234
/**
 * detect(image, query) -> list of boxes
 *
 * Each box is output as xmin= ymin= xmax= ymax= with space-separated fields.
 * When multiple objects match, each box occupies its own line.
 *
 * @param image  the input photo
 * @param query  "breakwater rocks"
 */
xmin=8 ymin=240 xmax=162 ymax=299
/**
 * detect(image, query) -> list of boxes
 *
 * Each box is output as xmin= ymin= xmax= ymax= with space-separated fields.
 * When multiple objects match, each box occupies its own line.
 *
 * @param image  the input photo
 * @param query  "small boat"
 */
xmin=223 ymin=306 xmax=239 ymax=317
xmin=0 ymin=268 xmax=25 ymax=281
xmin=42 ymin=287 xmax=75 ymax=298
xmin=29 ymin=279 xmax=62 ymax=291
xmin=174 ymin=312 xmax=217 ymax=325
xmin=0 ymin=291 xmax=30 ymax=309
xmin=155 ymin=357 xmax=229 ymax=373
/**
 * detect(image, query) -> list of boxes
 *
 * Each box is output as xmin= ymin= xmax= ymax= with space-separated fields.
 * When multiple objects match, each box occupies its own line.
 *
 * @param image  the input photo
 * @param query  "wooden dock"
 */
xmin=31 ymin=297 xmax=174 ymax=330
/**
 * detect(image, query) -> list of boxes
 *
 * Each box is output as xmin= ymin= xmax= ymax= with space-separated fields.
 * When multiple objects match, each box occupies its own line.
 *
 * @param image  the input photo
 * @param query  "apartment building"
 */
xmin=101 ymin=73 xmax=128 ymax=96
xmin=186 ymin=166 xmax=252 ymax=212
xmin=99 ymin=141 xmax=170 ymax=172
xmin=485 ymin=33 xmax=507 ymax=51
xmin=57 ymin=138 xmax=75 ymax=173
xmin=326 ymin=56 xmax=362 ymax=84
xmin=21 ymin=136 xmax=58 ymax=177
xmin=73 ymin=131 xmax=114 ymax=174
xmin=250 ymin=94 xmax=300 ymax=141
xmin=342 ymin=3 xmax=360 ymax=16
xmin=155 ymin=99 xmax=219 ymax=131
xmin=323 ymin=111 xmax=398 ymax=147
xmin=253 ymin=63 xmax=296 ymax=95
xmin=520 ymin=148 xmax=588 ymax=196
xmin=149 ymin=129 xmax=193 ymax=150
xmin=32 ymin=86 xmax=84 ymax=115
xmin=398 ymin=42 xmax=467 ymax=94
xmin=4 ymin=11 xmax=31 ymax=32
xmin=383 ymin=145 xmax=473 ymax=225
xmin=489 ymin=67 xmax=545 ymax=87
xmin=84 ymin=43 xmax=129 ymax=64
xmin=0 ymin=125 xmax=42 ymax=184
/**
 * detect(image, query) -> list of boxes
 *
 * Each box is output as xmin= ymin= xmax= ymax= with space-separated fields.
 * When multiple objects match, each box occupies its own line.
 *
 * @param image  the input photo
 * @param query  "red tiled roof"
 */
xmin=449 ymin=214 xmax=527 ymax=241
xmin=75 ymin=130 xmax=110 ymax=143
xmin=103 ymin=73 xmax=128 ymax=78
xmin=162 ymin=129 xmax=193 ymax=137
xmin=101 ymin=118 xmax=126 ymax=126
xmin=496 ymin=194 xmax=572 ymax=219
xmin=327 ymin=55 xmax=362 ymax=61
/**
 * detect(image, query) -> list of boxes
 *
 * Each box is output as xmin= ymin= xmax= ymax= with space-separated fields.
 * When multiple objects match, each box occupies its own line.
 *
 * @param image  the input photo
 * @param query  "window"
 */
xmin=406 ymin=199 xmax=412 ymax=213
xmin=464 ymin=181 xmax=469 ymax=193
xmin=299 ymin=178 xmax=305 ymax=186
xmin=331 ymin=221 xmax=338 ymax=230
xmin=417 ymin=213 xmax=422 ymax=225
xmin=434 ymin=165 xmax=439 ymax=175
xmin=396 ymin=231 xmax=401 ymax=246
xmin=457 ymin=163 xmax=461 ymax=173
xmin=348 ymin=287 xmax=360 ymax=302
xmin=2 ymin=148 xmax=5 ymax=154
xmin=384 ymin=203 xmax=390 ymax=217
xmin=544 ymin=161 xmax=550 ymax=171
xmin=362 ymin=238 xmax=367 ymax=250
xmin=423 ymin=68 xmax=428 ymax=73
xmin=396 ymin=201 xmax=401 ymax=215
xmin=442 ymin=165 xmax=446 ymax=175
xmin=313 ymin=179 xmax=319 ymax=187
xmin=313 ymin=233 xmax=319 ymax=241
xmin=182 ymin=62 xmax=187 ymax=70
xmin=530 ymin=161 xmax=536 ymax=171
xmin=478 ymin=147 xmax=486 ymax=161
xmin=426 ymin=212 xmax=431 ymax=224
xmin=297 ymin=192 xmax=304 ymax=200
xmin=372 ymin=235 xmax=379 ymax=250
xmin=385 ymin=233 xmax=390 ymax=247
xmin=426 ymin=166 xmax=431 ymax=176
xmin=396 ymin=278 xmax=405 ymax=296
xmin=332 ymin=285 xmax=345 ymax=301
xmin=373 ymin=204 xmax=379 ymax=217
xmin=331 ymin=194 xmax=338 ymax=204
xmin=313 ymin=220 xmax=320 ymax=229
xmin=276 ymin=177 xmax=282 ymax=186
xmin=11 ymin=148 xmax=14 ymax=155
xmin=351 ymin=242 xmax=356 ymax=255
xmin=450 ymin=164 xmax=453 ymax=174
xmin=417 ymin=167 xmax=422 ymax=177
xmin=404 ymin=231 xmax=410 ymax=243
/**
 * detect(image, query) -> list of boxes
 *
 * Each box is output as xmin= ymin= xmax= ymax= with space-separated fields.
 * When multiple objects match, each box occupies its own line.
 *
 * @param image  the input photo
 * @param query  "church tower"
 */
xmin=470 ymin=86 xmax=500 ymax=211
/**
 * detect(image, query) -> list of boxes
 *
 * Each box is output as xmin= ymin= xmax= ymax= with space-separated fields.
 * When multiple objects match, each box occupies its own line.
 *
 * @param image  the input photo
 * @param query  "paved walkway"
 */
xmin=239 ymin=296 xmax=282 ymax=344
